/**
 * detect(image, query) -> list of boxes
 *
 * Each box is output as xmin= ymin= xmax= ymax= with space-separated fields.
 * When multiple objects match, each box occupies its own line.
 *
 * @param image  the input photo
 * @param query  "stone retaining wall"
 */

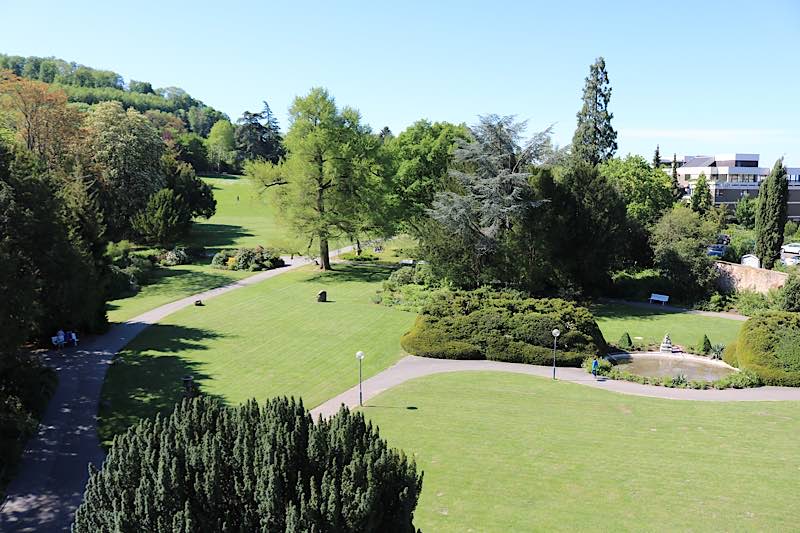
xmin=714 ymin=261 xmax=788 ymax=294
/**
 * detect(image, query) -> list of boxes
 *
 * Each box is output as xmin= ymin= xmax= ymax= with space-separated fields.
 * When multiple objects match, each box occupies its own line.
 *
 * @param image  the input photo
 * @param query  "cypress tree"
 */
xmin=754 ymin=159 xmax=788 ymax=269
xmin=653 ymin=145 xmax=661 ymax=169
xmin=572 ymin=57 xmax=617 ymax=165
xmin=671 ymin=153 xmax=683 ymax=200
xmin=73 ymin=397 xmax=423 ymax=533
xmin=690 ymin=173 xmax=712 ymax=214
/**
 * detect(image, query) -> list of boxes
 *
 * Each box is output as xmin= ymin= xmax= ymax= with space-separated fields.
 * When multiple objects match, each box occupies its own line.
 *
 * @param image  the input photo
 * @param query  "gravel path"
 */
xmin=0 ymin=256 xmax=319 ymax=532
xmin=310 ymin=355 xmax=800 ymax=419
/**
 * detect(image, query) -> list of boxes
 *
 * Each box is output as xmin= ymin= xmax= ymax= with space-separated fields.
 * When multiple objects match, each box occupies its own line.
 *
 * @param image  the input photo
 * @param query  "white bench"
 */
xmin=649 ymin=293 xmax=669 ymax=305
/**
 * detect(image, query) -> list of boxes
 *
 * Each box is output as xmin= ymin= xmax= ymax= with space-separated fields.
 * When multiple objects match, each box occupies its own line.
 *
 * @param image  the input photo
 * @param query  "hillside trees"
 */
xmin=247 ymin=88 xmax=386 ymax=269
xmin=73 ymin=397 xmax=422 ymax=532
xmin=572 ymin=57 xmax=617 ymax=165
xmin=754 ymin=159 xmax=788 ymax=269
xmin=235 ymin=101 xmax=285 ymax=164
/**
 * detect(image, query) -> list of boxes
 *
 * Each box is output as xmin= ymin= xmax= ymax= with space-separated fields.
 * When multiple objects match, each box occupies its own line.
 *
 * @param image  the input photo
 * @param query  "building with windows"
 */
xmin=663 ymin=153 xmax=800 ymax=219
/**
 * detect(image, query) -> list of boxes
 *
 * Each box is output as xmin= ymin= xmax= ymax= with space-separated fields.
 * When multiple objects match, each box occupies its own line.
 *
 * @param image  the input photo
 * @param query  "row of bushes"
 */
xmin=583 ymin=358 xmax=762 ymax=389
xmin=340 ymin=251 xmax=379 ymax=262
xmin=107 ymin=242 xmax=204 ymax=299
xmin=400 ymin=288 xmax=606 ymax=366
xmin=724 ymin=311 xmax=800 ymax=386
xmin=211 ymin=246 xmax=284 ymax=271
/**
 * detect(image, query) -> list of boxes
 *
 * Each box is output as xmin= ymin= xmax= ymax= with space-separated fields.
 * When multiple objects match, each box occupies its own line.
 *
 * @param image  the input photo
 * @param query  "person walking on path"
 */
xmin=591 ymin=356 xmax=600 ymax=379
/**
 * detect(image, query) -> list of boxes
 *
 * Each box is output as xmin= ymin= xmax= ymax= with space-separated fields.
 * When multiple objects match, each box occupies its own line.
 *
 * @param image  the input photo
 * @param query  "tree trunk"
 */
xmin=356 ymin=239 xmax=362 ymax=256
xmin=319 ymin=238 xmax=331 ymax=270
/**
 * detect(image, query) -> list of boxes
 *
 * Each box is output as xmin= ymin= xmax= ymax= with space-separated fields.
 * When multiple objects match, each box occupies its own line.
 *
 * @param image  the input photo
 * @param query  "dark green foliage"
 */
xmin=778 ymin=273 xmax=800 ymax=312
xmin=401 ymin=288 xmax=606 ymax=365
xmin=735 ymin=193 xmax=757 ymax=229
xmin=652 ymin=145 xmax=660 ymax=169
xmin=572 ymin=57 xmax=617 ymax=165
xmin=670 ymin=153 xmax=683 ymax=201
xmin=651 ymin=205 xmax=718 ymax=302
xmin=690 ymin=173 xmax=712 ymax=214
xmin=164 ymin=160 xmax=216 ymax=220
xmin=610 ymin=269 xmax=673 ymax=301
xmin=699 ymin=334 xmax=712 ymax=355
xmin=131 ymin=189 xmax=190 ymax=247
xmin=617 ymin=332 xmax=634 ymax=350
xmin=73 ymin=396 xmax=422 ymax=532
xmin=754 ymin=159 xmax=788 ymax=269
xmin=340 ymin=251 xmax=379 ymax=261
xmin=235 ymin=101 xmax=285 ymax=163
xmin=724 ymin=311 xmax=800 ymax=386
xmin=175 ymin=132 xmax=210 ymax=172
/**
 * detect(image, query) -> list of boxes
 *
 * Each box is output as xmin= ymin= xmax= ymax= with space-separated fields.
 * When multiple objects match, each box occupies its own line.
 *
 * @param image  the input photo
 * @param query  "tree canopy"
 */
xmin=572 ymin=57 xmax=617 ymax=165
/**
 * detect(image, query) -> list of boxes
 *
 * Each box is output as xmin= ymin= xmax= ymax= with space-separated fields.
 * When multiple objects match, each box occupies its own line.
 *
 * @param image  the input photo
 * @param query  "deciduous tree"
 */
xmin=690 ymin=172 xmax=712 ymax=214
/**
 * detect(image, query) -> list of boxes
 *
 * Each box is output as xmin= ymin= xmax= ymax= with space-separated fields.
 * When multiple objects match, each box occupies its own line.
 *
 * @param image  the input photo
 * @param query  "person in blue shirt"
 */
xmin=591 ymin=356 xmax=600 ymax=379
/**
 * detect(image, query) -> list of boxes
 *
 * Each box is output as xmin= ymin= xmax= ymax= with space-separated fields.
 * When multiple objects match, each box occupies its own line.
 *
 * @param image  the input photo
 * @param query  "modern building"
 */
xmin=663 ymin=153 xmax=800 ymax=219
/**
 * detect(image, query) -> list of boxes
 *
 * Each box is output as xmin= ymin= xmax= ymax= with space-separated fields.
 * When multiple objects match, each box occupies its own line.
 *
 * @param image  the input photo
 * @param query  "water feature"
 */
xmin=611 ymin=353 xmax=736 ymax=382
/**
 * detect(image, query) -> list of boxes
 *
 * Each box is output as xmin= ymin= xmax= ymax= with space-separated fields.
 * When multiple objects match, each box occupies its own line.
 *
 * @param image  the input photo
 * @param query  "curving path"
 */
xmin=310 ymin=355 xmax=800 ymax=419
xmin=0 ymin=255 xmax=326 ymax=532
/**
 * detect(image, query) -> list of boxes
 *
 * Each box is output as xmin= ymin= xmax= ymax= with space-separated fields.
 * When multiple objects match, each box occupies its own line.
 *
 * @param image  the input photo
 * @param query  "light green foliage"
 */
xmin=78 ymin=397 xmax=421 ymax=531
xmin=85 ymin=101 xmax=165 ymax=239
xmin=98 ymin=264 xmax=416 ymax=444
xmin=754 ymin=159 xmax=789 ymax=269
xmin=723 ymin=224 xmax=755 ymax=263
xmin=690 ymin=172 xmax=712 ymax=214
xmin=778 ymin=272 xmax=800 ymax=312
xmin=247 ymin=88 xmax=388 ymax=269
xmin=735 ymin=193 xmax=757 ymax=229
xmin=592 ymin=302 xmax=742 ymax=349
xmin=572 ymin=57 xmax=617 ymax=165
xmin=206 ymin=119 xmax=236 ymax=171
xmin=651 ymin=204 xmax=718 ymax=300
xmin=600 ymin=154 xmax=673 ymax=226
xmin=725 ymin=311 xmax=800 ymax=385
xmin=366 ymin=372 xmax=799 ymax=531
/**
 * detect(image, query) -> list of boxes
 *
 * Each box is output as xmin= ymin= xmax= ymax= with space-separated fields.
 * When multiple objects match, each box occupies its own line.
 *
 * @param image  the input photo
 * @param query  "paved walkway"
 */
xmin=310 ymin=355 xmax=800 ymax=419
xmin=0 ymin=255 xmax=324 ymax=532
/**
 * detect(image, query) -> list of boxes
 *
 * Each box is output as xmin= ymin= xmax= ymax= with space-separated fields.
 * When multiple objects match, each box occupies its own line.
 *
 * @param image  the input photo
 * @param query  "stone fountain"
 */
xmin=659 ymin=333 xmax=673 ymax=353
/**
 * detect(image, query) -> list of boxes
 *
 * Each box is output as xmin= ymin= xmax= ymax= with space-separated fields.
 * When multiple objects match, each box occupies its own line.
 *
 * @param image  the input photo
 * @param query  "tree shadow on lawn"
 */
xmin=98 ymin=324 xmax=226 ymax=447
xmin=188 ymin=223 xmax=253 ymax=248
xmin=302 ymin=263 xmax=397 ymax=284
xmin=590 ymin=303 xmax=683 ymax=321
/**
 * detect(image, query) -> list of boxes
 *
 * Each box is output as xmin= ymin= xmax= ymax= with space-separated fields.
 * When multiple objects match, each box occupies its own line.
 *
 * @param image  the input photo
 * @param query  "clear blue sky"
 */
xmin=2 ymin=0 xmax=798 ymax=165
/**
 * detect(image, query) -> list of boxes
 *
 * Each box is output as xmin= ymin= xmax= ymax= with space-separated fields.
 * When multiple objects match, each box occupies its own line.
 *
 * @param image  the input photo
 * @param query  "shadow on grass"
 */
xmin=98 ymin=324 xmax=225 ymax=447
xmin=111 ymin=266 xmax=240 ymax=307
xmin=303 ymin=263 xmax=397 ymax=284
xmin=188 ymin=223 xmax=254 ymax=248
xmin=590 ymin=303 xmax=682 ymax=320
xmin=198 ymin=172 xmax=241 ymax=180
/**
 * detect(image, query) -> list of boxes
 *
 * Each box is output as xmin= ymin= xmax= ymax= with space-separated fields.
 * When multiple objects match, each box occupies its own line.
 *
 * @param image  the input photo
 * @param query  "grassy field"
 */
xmin=99 ymin=263 xmax=415 ymax=446
xmin=107 ymin=264 xmax=252 ymax=323
xmin=365 ymin=372 xmax=800 ymax=532
xmin=592 ymin=302 xmax=743 ymax=348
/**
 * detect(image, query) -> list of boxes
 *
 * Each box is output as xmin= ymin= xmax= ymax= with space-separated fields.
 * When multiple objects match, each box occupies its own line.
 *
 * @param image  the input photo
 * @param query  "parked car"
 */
xmin=706 ymin=244 xmax=726 ymax=258
xmin=781 ymin=242 xmax=800 ymax=254
xmin=781 ymin=256 xmax=800 ymax=266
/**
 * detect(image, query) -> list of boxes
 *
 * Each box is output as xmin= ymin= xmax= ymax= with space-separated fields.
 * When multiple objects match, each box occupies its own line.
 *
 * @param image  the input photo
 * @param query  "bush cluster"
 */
xmin=723 ymin=311 xmax=800 ymax=386
xmin=401 ymin=288 xmax=606 ymax=367
xmin=106 ymin=243 xmax=158 ymax=299
xmin=211 ymin=246 xmax=284 ymax=271
xmin=158 ymin=247 xmax=190 ymax=266
xmin=340 ymin=251 xmax=379 ymax=261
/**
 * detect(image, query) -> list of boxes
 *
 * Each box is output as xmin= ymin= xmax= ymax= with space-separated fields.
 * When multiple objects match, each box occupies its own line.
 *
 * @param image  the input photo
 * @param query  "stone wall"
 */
xmin=714 ymin=261 xmax=788 ymax=294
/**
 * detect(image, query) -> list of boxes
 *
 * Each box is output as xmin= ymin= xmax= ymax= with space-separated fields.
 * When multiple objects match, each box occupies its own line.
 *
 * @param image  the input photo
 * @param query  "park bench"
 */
xmin=649 ymin=293 xmax=669 ymax=305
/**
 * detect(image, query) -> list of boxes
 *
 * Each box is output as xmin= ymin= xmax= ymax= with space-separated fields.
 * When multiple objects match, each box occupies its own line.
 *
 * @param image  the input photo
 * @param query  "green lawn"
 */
xmin=365 ymin=372 xmax=800 ymax=532
xmin=107 ymin=264 xmax=252 ymax=323
xmin=592 ymin=303 xmax=743 ymax=348
xmin=99 ymin=263 xmax=415 ymax=446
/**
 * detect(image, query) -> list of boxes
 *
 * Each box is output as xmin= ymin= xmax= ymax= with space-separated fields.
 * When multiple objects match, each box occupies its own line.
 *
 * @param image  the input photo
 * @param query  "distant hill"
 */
xmin=0 ymin=53 xmax=227 ymax=135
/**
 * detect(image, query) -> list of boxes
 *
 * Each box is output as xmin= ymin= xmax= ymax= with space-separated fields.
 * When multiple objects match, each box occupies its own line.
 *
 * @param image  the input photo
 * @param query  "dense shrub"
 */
xmin=341 ymin=251 xmax=379 ymax=261
xmin=212 ymin=246 xmax=284 ymax=271
xmin=384 ymin=266 xmax=416 ymax=291
xmin=401 ymin=288 xmax=606 ymax=366
xmin=724 ymin=311 xmax=800 ymax=386
xmin=610 ymin=269 xmax=673 ymax=301
xmin=73 ymin=397 xmax=422 ymax=532
xmin=699 ymin=335 xmax=712 ymax=355
xmin=159 ymin=247 xmax=189 ymax=266
xmin=107 ymin=265 xmax=137 ymax=299
xmin=617 ymin=332 xmax=634 ymax=351
xmin=777 ymin=273 xmax=800 ymax=312
xmin=731 ymin=290 xmax=777 ymax=316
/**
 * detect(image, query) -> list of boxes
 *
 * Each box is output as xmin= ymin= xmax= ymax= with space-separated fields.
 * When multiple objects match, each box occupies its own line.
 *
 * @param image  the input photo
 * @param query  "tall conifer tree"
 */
xmin=653 ymin=145 xmax=661 ymax=168
xmin=671 ymin=153 xmax=683 ymax=200
xmin=754 ymin=159 xmax=789 ymax=269
xmin=572 ymin=57 xmax=617 ymax=165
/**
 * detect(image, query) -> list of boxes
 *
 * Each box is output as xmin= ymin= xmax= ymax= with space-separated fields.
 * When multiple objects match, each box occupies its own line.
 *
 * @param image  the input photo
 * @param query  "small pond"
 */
xmin=612 ymin=353 xmax=736 ymax=382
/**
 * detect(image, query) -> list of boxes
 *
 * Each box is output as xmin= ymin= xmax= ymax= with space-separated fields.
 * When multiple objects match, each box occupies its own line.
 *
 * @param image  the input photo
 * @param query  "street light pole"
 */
xmin=356 ymin=351 xmax=365 ymax=406
xmin=551 ymin=329 xmax=560 ymax=380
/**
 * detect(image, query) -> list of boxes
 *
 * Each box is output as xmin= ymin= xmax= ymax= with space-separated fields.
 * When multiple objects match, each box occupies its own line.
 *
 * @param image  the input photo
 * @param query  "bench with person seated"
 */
xmin=649 ymin=293 xmax=669 ymax=305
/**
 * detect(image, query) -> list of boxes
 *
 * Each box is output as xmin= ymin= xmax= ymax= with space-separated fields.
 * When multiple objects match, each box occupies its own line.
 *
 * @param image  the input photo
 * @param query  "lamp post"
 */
xmin=551 ymin=329 xmax=560 ymax=380
xmin=356 ymin=351 xmax=365 ymax=406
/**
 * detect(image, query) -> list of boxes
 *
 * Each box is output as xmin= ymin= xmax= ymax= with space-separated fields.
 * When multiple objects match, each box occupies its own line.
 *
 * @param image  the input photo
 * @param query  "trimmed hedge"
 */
xmin=724 ymin=311 xmax=800 ymax=386
xmin=401 ymin=288 xmax=606 ymax=366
